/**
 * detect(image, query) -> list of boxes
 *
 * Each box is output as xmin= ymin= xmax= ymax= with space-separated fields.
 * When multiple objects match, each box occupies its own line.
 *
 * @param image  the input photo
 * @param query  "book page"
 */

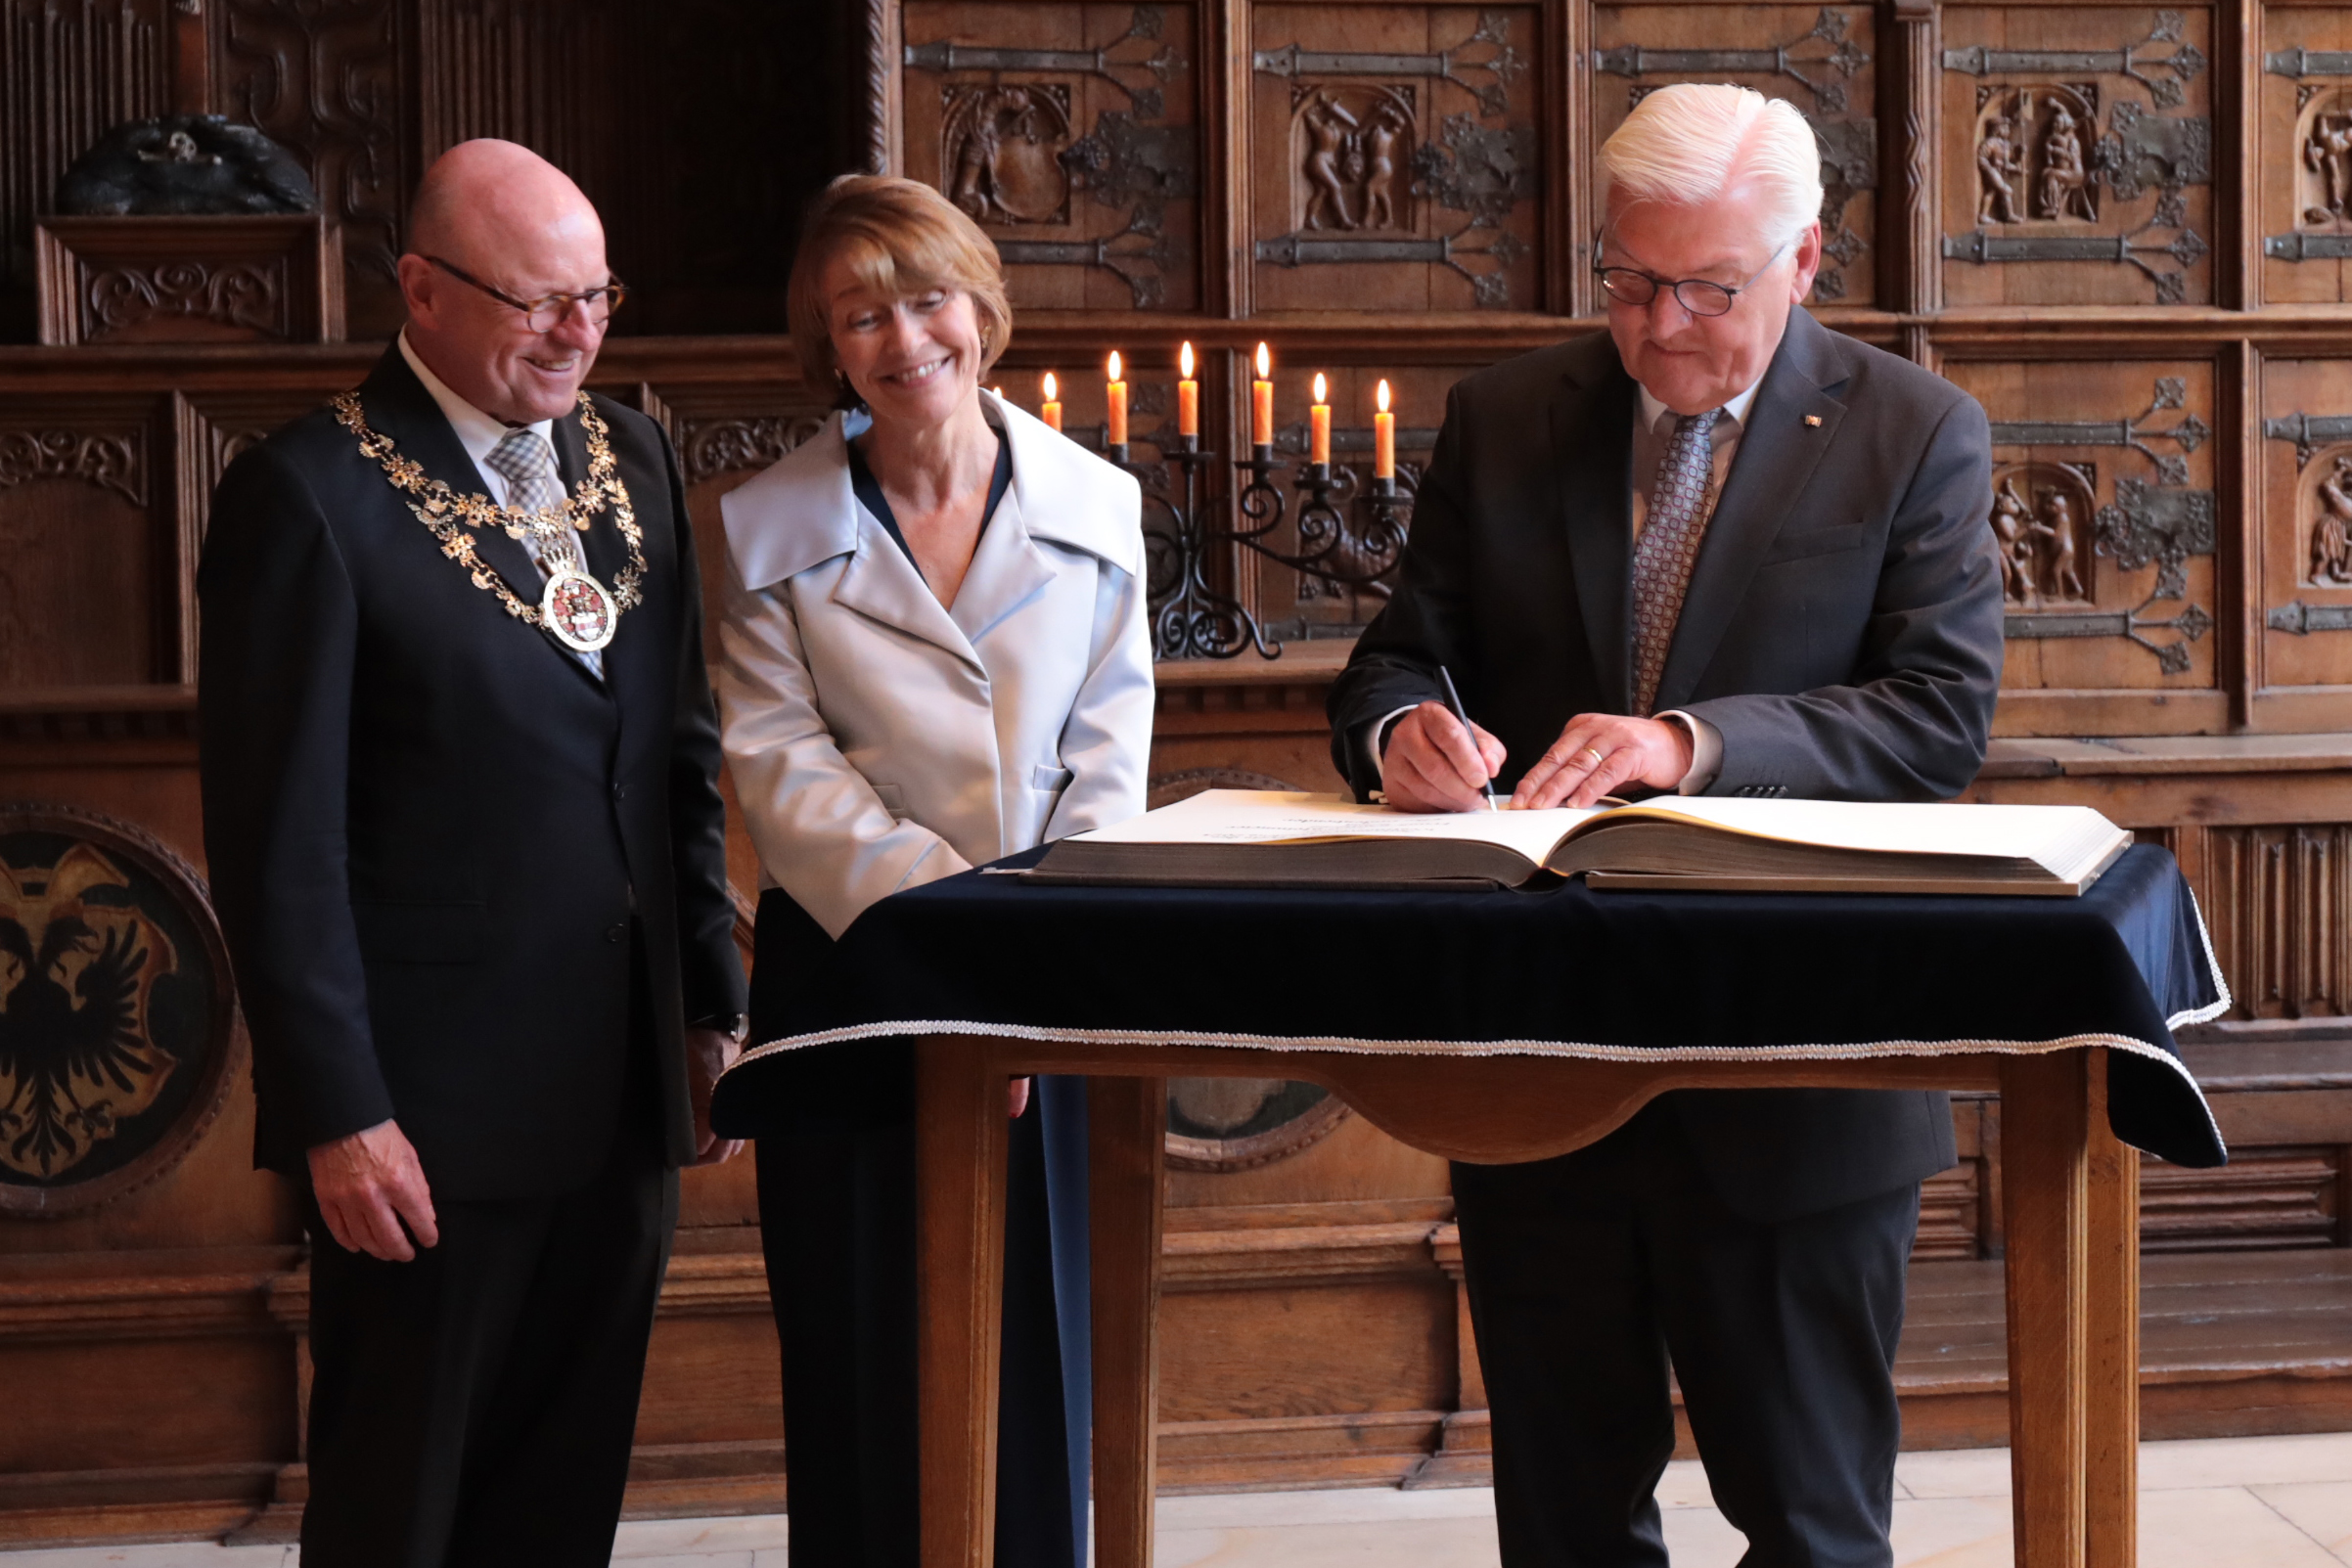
xmin=1598 ymin=796 xmax=2122 ymax=868
xmin=1071 ymin=789 xmax=1601 ymax=863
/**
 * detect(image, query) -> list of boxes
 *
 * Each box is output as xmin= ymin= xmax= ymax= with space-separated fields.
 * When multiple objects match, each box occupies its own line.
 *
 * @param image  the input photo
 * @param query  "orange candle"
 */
xmin=1374 ymin=379 xmax=1395 ymax=480
xmin=1106 ymin=350 xmax=1128 ymax=446
xmin=1251 ymin=341 xmax=1274 ymax=447
xmin=1040 ymin=371 xmax=1062 ymax=432
xmin=1310 ymin=373 xmax=1332 ymax=466
xmin=1176 ymin=341 xmax=1199 ymax=437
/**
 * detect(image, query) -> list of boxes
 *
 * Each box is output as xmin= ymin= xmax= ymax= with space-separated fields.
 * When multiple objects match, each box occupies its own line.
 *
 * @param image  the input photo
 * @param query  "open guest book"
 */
xmin=1023 ymin=790 xmax=2135 ymax=896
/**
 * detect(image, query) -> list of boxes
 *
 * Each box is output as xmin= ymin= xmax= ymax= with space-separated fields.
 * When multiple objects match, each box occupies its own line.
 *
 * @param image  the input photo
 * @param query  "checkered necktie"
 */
xmin=1629 ymin=408 xmax=1722 ymax=716
xmin=484 ymin=426 xmax=601 ymax=676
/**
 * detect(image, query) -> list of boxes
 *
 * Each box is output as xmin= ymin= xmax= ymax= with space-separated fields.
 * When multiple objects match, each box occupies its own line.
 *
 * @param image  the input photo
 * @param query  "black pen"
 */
xmin=1435 ymin=664 xmax=1498 ymax=811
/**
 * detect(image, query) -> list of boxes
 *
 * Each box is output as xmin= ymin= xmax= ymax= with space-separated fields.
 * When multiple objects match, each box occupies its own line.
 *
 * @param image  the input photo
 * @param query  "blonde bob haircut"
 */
xmin=1599 ymin=82 xmax=1824 ymax=250
xmin=786 ymin=174 xmax=1013 ymax=390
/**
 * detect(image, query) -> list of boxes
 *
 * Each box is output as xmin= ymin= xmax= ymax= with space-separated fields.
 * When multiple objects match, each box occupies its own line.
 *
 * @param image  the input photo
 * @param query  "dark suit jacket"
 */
xmin=199 ymin=345 xmax=746 ymax=1200
xmin=1328 ymin=308 xmax=2004 ymax=1219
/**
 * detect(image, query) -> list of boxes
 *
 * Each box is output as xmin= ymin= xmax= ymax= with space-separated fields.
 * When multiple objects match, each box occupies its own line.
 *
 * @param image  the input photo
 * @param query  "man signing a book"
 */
xmin=1327 ymin=83 xmax=2003 ymax=1568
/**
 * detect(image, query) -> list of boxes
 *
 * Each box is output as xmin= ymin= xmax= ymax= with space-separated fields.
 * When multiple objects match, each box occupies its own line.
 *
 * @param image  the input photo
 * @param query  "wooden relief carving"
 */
xmin=215 ymin=0 xmax=408 ymax=336
xmin=1165 ymin=1078 xmax=1350 ymax=1172
xmin=0 ymin=806 xmax=238 ymax=1216
xmin=1949 ymin=363 xmax=2216 ymax=686
xmin=2257 ymin=362 xmax=2352 ymax=671
xmin=0 ymin=0 xmax=172 ymax=314
xmin=1249 ymin=6 xmax=1539 ymax=312
xmin=1940 ymin=9 xmax=2211 ymax=304
xmin=901 ymin=4 xmax=1196 ymax=311
xmin=2262 ymin=23 xmax=2352 ymax=299
xmin=681 ymin=414 xmax=829 ymax=486
xmin=0 ymin=431 xmax=144 ymax=506
xmin=1592 ymin=6 xmax=1876 ymax=305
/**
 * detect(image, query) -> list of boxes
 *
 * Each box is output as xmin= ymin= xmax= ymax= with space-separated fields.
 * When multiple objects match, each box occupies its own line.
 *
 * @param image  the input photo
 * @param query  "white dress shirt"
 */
xmin=1365 ymin=370 xmax=1768 ymax=797
xmin=397 ymin=331 xmax=557 ymax=507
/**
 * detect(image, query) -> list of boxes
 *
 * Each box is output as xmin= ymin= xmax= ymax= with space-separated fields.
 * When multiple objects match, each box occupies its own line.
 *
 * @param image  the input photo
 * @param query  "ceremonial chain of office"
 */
xmin=332 ymin=389 xmax=649 ymax=646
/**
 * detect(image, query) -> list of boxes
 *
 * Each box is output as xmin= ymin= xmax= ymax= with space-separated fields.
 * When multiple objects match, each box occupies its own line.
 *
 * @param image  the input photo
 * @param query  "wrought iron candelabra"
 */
xmin=1108 ymin=433 xmax=1415 ymax=659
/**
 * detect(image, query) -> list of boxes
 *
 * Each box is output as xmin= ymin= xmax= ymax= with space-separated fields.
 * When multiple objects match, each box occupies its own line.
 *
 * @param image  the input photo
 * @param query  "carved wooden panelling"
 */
xmin=2257 ymin=358 xmax=2352 ymax=686
xmin=1248 ymin=5 xmax=1539 ymax=311
xmin=2142 ymin=1146 xmax=2341 ymax=1251
xmin=1942 ymin=358 xmax=2217 ymax=697
xmin=2261 ymin=13 xmax=2352 ymax=302
xmin=0 ymin=1 xmax=172 ymax=328
xmin=900 ymin=2 xmax=1199 ymax=312
xmin=213 ymin=0 xmax=408 ymax=339
xmin=1939 ymin=7 xmax=2213 ymax=305
xmin=1590 ymin=5 xmax=1876 ymax=308
xmin=0 ymin=401 xmax=160 ymax=689
xmin=2204 ymin=823 xmax=2352 ymax=1019
xmin=36 ymin=216 xmax=341 ymax=347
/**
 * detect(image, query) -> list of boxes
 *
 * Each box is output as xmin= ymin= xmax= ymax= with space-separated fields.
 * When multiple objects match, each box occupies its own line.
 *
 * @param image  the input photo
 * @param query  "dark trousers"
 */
xmin=1451 ymin=1099 xmax=1919 ymax=1568
xmin=298 ymin=1117 xmax=677 ymax=1568
xmin=758 ymin=1079 xmax=1091 ymax=1568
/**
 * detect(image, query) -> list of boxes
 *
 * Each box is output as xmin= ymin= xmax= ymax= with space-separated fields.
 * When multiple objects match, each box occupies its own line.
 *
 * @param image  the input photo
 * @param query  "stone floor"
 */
xmin=7 ymin=1430 xmax=2352 ymax=1566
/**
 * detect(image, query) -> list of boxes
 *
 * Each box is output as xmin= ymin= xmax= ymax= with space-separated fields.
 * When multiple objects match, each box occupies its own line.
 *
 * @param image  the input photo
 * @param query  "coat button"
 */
xmin=611 ymin=782 xmax=629 ymax=802
xmin=605 ymin=923 xmax=626 ymax=943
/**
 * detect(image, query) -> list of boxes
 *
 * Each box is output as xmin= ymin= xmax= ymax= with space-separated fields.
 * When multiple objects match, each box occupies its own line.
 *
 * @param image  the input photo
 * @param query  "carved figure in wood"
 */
xmin=2313 ymin=457 xmax=2352 ymax=586
xmin=2034 ymin=485 xmax=2088 ymax=601
xmin=1363 ymin=102 xmax=1408 ymax=230
xmin=2305 ymin=112 xmax=2352 ymax=224
xmin=1992 ymin=479 xmax=2037 ymax=605
xmin=941 ymin=85 xmax=1069 ymax=226
xmin=1977 ymin=113 xmax=2023 ymax=224
xmin=58 ymin=113 xmax=315 ymax=216
xmin=2036 ymin=106 xmax=2096 ymax=221
xmin=1302 ymin=91 xmax=1362 ymax=229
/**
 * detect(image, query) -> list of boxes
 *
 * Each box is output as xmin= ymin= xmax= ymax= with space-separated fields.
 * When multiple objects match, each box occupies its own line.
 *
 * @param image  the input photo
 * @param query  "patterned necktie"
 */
xmin=1628 ymin=408 xmax=1723 ymax=717
xmin=483 ymin=426 xmax=602 ymax=676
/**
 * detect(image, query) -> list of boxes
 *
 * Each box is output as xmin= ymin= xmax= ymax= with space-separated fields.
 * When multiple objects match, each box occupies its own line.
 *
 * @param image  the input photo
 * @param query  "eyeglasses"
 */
xmin=1592 ymin=234 xmax=1793 ymax=319
xmin=427 ymin=255 xmax=627 ymax=333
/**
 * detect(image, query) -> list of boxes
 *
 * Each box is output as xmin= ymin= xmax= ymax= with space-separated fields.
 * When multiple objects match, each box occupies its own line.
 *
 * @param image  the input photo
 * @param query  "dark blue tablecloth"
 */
xmin=714 ymin=841 xmax=2228 ymax=1168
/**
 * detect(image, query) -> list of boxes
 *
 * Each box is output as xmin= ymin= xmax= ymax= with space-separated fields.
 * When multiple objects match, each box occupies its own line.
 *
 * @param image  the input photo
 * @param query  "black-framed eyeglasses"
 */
xmin=1591 ymin=233 xmax=1793 ymax=318
xmin=427 ymin=255 xmax=627 ymax=333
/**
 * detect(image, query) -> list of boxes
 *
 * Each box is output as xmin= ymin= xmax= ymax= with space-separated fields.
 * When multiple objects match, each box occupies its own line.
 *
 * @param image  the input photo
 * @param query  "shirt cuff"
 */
xmin=1656 ymin=710 xmax=1722 ymax=795
xmin=1363 ymin=704 xmax=1424 ymax=792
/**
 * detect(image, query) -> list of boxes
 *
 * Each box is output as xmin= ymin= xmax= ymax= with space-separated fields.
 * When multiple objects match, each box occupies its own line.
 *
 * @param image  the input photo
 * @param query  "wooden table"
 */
xmin=916 ymin=1038 xmax=2140 ymax=1568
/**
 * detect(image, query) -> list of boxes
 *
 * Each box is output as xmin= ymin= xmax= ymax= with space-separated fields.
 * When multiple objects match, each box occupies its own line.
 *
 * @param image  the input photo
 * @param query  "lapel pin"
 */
xmin=1803 ymin=415 xmax=1823 ymax=427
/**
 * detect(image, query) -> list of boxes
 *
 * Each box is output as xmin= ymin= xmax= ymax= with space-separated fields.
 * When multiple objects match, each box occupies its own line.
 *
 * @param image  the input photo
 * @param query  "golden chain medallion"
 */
xmin=332 ymin=389 xmax=649 ymax=650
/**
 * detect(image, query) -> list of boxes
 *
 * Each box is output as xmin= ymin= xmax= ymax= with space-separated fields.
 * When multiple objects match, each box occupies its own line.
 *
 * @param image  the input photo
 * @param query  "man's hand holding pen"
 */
xmin=1380 ymin=705 xmax=1696 ymax=813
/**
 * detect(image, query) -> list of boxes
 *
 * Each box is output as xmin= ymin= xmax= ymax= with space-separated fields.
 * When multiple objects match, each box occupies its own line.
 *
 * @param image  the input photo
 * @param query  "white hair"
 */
xmin=1599 ymin=83 xmax=1824 ymax=248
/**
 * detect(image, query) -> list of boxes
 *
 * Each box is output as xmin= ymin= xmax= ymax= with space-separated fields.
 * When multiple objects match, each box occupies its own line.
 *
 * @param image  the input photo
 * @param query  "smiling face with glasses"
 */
xmin=396 ymin=154 xmax=617 ymax=426
xmin=1596 ymin=181 xmax=1823 ymax=418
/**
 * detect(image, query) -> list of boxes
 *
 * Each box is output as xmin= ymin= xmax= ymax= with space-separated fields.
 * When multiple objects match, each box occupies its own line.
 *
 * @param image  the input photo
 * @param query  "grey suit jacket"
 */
xmin=1327 ymin=308 xmax=2005 ymax=1218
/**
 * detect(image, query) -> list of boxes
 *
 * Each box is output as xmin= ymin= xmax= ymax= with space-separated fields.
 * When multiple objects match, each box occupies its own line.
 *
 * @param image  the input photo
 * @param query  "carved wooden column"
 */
xmin=1402 ymin=1222 xmax=1493 ymax=1488
xmin=1887 ymin=0 xmax=1939 ymax=365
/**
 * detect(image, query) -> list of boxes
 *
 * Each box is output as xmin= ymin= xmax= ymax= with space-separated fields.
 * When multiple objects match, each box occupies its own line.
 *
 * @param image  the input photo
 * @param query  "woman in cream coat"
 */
xmin=715 ymin=175 xmax=1153 ymax=1568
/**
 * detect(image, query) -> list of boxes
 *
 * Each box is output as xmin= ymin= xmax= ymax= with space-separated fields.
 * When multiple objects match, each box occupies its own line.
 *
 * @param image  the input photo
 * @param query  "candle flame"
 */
xmin=1179 ymin=340 xmax=1196 ymax=379
xmin=1255 ymin=341 xmax=1271 ymax=379
xmin=1042 ymin=371 xmax=1059 ymax=401
xmin=1377 ymin=378 xmax=1392 ymax=414
xmin=1107 ymin=349 xmax=1123 ymax=382
xmin=1313 ymin=372 xmax=1328 ymax=405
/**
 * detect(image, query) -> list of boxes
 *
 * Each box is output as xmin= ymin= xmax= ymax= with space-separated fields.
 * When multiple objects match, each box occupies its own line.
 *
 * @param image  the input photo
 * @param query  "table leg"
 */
xmin=2085 ymin=1049 xmax=2141 ymax=1568
xmin=1091 ymin=1076 xmax=1167 ymax=1568
xmin=2001 ymin=1051 xmax=2091 ymax=1568
xmin=918 ymin=1036 xmax=1014 ymax=1568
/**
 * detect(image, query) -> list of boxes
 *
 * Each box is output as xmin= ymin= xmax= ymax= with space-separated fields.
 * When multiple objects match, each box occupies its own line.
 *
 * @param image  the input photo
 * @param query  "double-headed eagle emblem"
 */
xmin=0 ymin=843 xmax=178 ymax=1179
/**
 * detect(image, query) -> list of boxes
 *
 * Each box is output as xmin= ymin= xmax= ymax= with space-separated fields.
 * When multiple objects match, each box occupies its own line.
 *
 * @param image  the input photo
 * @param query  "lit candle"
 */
xmin=1176 ymin=340 xmax=1199 ymax=438
xmin=1106 ymin=350 xmax=1128 ymax=447
xmin=1251 ymin=341 xmax=1274 ymax=448
xmin=1310 ymin=372 xmax=1332 ymax=467
xmin=1374 ymin=379 xmax=1395 ymax=481
xmin=1040 ymin=371 xmax=1062 ymax=432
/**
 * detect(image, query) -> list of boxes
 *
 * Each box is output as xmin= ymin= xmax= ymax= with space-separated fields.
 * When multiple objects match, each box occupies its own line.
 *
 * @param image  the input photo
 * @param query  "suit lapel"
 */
xmin=1653 ymin=309 xmax=1848 ymax=709
xmin=1554 ymin=353 xmax=1638 ymax=713
xmin=948 ymin=433 xmax=1058 ymax=648
xmin=832 ymin=516 xmax=986 ymax=672
xmin=359 ymin=351 xmax=550 ymax=609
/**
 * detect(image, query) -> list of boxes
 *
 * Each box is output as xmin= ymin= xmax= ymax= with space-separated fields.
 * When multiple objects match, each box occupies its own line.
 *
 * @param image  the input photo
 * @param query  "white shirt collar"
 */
xmin=1636 ymin=373 xmax=1764 ymax=438
xmin=397 ymin=330 xmax=557 ymax=493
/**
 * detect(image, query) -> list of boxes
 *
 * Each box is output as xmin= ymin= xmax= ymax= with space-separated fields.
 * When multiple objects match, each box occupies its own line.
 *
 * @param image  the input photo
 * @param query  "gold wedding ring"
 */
xmin=1580 ymin=746 xmax=1606 ymax=769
